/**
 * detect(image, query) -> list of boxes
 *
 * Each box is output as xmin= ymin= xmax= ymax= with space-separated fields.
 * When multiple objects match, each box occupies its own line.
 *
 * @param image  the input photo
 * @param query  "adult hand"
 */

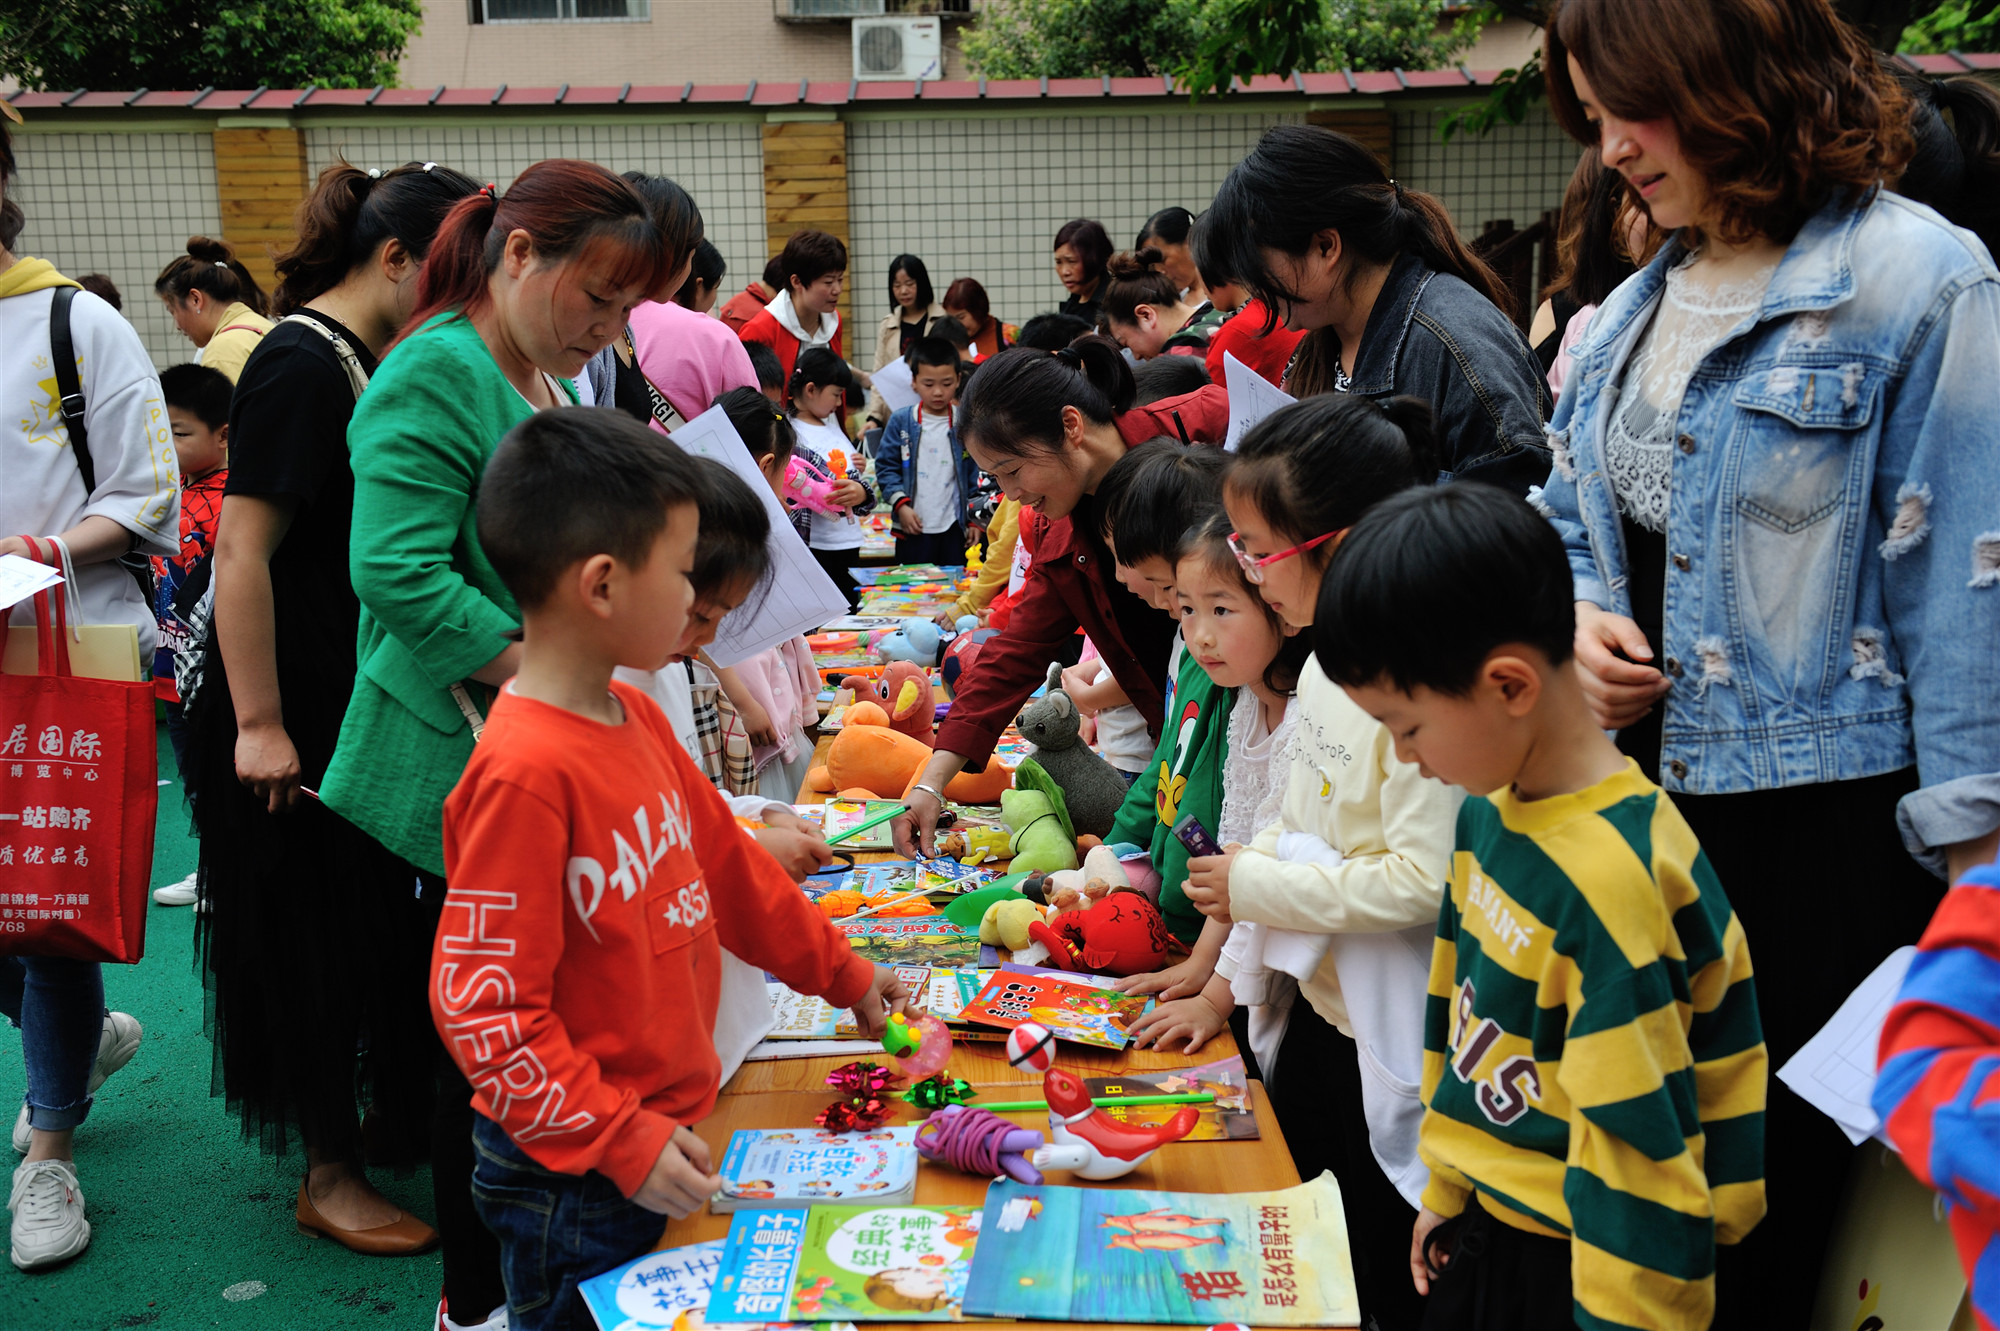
xmin=849 ymin=964 xmax=913 ymax=1039
xmin=1410 ymin=1206 xmax=1451 ymax=1295
xmin=754 ymin=827 xmax=836 ymax=881
xmin=892 ymin=752 xmax=969 ymax=857
xmin=832 ymin=479 xmax=868 ymax=509
xmin=894 ymin=506 xmax=921 ymax=536
xmin=1127 ymin=994 xmax=1228 ymax=1053
xmin=633 ymin=1126 xmax=721 ymax=1218
xmin=1183 ymin=846 xmax=1241 ymax=921
xmin=1572 ymin=601 xmax=1670 ymax=730
xmin=236 ymin=721 xmax=303 ymax=814
xmin=1116 ymin=952 xmax=1215 ymax=1000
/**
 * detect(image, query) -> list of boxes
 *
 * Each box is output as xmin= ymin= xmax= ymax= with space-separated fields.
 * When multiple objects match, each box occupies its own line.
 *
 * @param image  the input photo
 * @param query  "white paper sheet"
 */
xmin=669 ymin=405 xmax=851 ymax=667
xmin=871 ymin=356 xmax=919 ymax=415
xmin=1775 ymin=945 xmax=1916 ymax=1145
xmin=1221 ymin=350 xmax=1298 ymax=452
xmin=0 ymin=553 xmax=63 ymax=613
xmin=740 ymin=1038 xmax=883 ymax=1062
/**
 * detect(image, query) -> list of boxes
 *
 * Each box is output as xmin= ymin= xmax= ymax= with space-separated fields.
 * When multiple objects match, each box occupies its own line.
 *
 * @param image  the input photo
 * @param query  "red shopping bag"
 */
xmin=0 ymin=538 xmax=157 ymax=963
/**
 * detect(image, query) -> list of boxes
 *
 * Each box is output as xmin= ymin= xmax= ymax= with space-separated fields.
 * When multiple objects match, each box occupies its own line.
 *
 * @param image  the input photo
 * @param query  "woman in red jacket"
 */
xmin=896 ymin=335 xmax=1227 ymax=855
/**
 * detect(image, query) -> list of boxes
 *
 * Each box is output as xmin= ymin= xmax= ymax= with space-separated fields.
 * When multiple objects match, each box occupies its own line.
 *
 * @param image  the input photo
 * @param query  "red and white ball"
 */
xmin=1005 ymin=1021 xmax=1055 ymax=1072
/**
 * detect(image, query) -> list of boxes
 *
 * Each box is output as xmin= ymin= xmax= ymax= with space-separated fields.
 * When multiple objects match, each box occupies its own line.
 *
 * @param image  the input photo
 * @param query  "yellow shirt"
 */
xmin=200 ymin=301 xmax=272 ymax=384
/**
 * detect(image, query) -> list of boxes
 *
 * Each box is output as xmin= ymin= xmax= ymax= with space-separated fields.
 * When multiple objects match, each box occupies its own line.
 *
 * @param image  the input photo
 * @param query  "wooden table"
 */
xmin=659 ymin=733 xmax=1314 ymax=1326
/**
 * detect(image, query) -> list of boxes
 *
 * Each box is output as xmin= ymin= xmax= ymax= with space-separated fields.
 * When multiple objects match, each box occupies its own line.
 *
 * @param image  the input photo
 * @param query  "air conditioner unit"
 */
xmin=853 ymin=15 xmax=942 ymax=81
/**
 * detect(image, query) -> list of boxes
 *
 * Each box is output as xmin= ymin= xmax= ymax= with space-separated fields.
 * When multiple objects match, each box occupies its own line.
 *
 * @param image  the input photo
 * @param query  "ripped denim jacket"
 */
xmin=1535 ymin=192 xmax=2000 ymax=873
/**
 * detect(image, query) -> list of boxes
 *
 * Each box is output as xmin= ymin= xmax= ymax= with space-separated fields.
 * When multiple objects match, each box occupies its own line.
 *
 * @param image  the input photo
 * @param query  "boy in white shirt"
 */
xmin=876 ymin=337 xmax=975 ymax=567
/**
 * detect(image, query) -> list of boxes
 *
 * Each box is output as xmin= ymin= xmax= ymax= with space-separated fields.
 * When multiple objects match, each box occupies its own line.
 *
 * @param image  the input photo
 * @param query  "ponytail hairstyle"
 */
xmin=1137 ymin=206 xmax=1196 ymax=252
xmin=1224 ymin=394 xmax=1439 ymax=577
xmin=272 ymin=159 xmax=481 ymax=316
xmin=1179 ymin=509 xmax=1313 ymax=696
xmin=1891 ymin=65 xmax=2000 ymax=260
xmin=1052 ymin=219 xmax=1113 ymax=286
xmin=0 ymin=118 xmax=21 ymax=252
xmin=397 ymin=159 xmax=668 ymax=348
xmin=787 ymin=345 xmax=856 ymax=413
xmin=715 ymin=384 xmax=796 ymax=474
xmin=1546 ymin=147 xmax=1646 ymax=308
xmin=1206 ymin=124 xmax=1511 ymax=329
xmin=620 ymin=171 xmax=705 ymax=293
xmin=957 ymin=333 xmax=1134 ymax=462
xmin=154 ymin=235 xmax=269 ymax=316
xmin=1099 ymin=247 xmax=1185 ymax=327
xmin=686 ymin=453 xmax=773 ymax=606
xmin=673 ymin=238 xmax=727 ymax=307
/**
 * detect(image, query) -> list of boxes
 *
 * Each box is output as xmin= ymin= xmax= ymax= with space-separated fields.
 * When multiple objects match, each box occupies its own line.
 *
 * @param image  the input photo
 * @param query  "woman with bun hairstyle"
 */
xmin=1538 ymin=1 xmax=2000 ymax=1321
xmin=154 ymin=235 xmax=272 ymax=383
xmin=1052 ymin=218 xmax=1112 ymax=326
xmin=1137 ymin=205 xmax=1208 ymax=305
xmin=893 ymin=334 xmax=1229 ymax=855
xmin=1100 ymin=247 xmax=1225 ymax=360
xmin=188 ymin=157 xmax=479 ymax=1275
xmin=1206 ymin=124 xmax=1551 ymax=492
xmin=317 ymin=160 xmax=670 ymax=1331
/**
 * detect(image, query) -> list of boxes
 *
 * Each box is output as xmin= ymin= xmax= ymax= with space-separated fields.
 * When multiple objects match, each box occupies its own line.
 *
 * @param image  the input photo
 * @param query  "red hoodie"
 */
xmin=432 ymin=681 xmax=872 ymax=1195
xmin=738 ymin=304 xmax=845 ymax=388
xmin=1204 ymin=298 xmax=1305 ymax=390
xmin=717 ymin=280 xmax=772 ymax=335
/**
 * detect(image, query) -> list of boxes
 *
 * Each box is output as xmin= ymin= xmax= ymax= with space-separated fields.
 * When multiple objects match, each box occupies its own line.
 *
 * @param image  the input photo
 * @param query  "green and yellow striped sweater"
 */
xmin=1418 ymin=759 xmax=1766 ymax=1331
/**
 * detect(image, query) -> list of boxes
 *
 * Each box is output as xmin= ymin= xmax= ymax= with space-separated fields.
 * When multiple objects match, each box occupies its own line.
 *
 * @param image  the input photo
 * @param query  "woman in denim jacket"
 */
xmin=1539 ymin=2 xmax=2000 ymax=1324
xmin=1205 ymin=124 xmax=1552 ymax=495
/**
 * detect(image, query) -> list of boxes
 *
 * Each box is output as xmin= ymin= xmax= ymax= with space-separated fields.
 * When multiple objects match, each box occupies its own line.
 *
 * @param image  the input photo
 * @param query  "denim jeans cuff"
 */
xmin=23 ymin=1094 xmax=91 ymax=1133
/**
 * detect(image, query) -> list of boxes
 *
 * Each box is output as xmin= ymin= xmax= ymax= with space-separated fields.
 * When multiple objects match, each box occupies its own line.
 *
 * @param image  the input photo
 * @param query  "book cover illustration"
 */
xmin=821 ymin=801 xmax=903 ymax=851
xmin=709 ymin=1204 xmax=983 ymax=1324
xmin=714 ymin=1127 xmax=919 ymax=1210
xmin=960 ymin=1175 xmax=1356 ymax=1326
xmin=768 ymin=966 xmax=929 ymax=1038
xmin=1084 ymin=1056 xmax=1260 ymax=1142
xmin=960 ymin=970 xmax=1154 ymax=1050
xmin=579 ymin=1237 xmax=860 ymax=1331
xmin=837 ymin=918 xmax=979 ymax=968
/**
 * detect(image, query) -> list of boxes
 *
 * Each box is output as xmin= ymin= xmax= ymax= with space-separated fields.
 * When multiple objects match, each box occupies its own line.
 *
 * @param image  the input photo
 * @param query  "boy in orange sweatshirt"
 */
xmin=430 ymin=410 xmax=907 ymax=1331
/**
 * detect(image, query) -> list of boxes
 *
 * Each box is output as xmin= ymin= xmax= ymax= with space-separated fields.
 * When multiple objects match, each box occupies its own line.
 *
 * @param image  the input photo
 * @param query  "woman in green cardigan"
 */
xmin=322 ymin=160 xmax=681 ymax=1331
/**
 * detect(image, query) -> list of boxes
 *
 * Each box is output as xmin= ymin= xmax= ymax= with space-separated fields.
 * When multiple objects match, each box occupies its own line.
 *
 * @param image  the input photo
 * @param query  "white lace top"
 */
xmin=1219 ymin=688 xmax=1298 ymax=847
xmin=1605 ymin=253 xmax=1777 ymax=532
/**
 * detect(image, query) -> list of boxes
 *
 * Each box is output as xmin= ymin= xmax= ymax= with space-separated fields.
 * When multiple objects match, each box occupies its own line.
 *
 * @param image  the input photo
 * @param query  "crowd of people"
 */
xmin=3 ymin=1 xmax=1999 ymax=1328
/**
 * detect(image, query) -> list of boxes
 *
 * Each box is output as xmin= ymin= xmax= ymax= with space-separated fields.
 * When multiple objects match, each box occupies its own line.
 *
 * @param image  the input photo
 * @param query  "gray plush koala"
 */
xmin=1016 ymin=662 xmax=1131 ymax=839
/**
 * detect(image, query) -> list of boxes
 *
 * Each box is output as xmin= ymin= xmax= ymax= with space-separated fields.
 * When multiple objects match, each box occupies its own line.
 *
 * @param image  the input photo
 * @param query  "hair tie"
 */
xmin=422 ymin=161 xmax=439 ymax=173
xmin=1054 ymin=346 xmax=1084 ymax=369
xmin=366 ymin=166 xmax=381 ymax=179
xmin=480 ymin=183 xmax=497 ymax=199
xmin=215 ymin=260 xmax=229 ymax=268
xmin=1389 ymin=178 xmax=1405 ymax=202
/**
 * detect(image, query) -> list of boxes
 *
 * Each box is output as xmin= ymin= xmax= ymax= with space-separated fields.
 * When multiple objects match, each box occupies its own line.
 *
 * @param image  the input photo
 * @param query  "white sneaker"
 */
xmin=152 ymin=872 xmax=198 ymax=906
xmin=437 ymin=1299 xmax=510 ymax=1330
xmin=11 ymin=1012 xmax=141 ymax=1154
xmin=9 ymin=1158 xmax=90 ymax=1270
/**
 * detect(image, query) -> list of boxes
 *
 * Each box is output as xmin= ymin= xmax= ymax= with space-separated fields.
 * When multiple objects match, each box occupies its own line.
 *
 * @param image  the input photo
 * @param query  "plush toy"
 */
xmin=783 ymin=454 xmax=844 ymax=516
xmin=1016 ymin=663 xmax=1130 ymax=839
xmin=940 ymin=626 xmax=998 ymax=696
xmin=878 ymin=618 xmax=943 ymax=666
xmin=1002 ymin=785 xmax=1078 ymax=874
xmin=1029 ymin=886 xmax=1172 ymax=977
xmin=978 ymin=896 xmax=1048 ymax=954
xmin=843 ymin=699 xmax=890 ymax=728
xmin=826 ymin=724 xmax=933 ymax=798
xmin=940 ymin=825 xmax=1012 ymax=865
xmin=1043 ymin=844 xmax=1130 ymax=910
xmin=872 ymin=660 xmax=936 ymax=745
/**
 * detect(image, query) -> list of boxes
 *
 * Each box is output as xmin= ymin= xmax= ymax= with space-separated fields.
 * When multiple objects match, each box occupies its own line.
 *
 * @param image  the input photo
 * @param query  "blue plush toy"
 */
xmin=877 ymin=618 xmax=943 ymax=666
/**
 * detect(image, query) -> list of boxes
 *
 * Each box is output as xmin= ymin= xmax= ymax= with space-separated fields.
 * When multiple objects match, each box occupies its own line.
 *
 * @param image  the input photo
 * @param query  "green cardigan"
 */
xmin=321 ymin=312 xmax=573 ymax=876
xmin=1103 ymin=648 xmax=1233 ymax=947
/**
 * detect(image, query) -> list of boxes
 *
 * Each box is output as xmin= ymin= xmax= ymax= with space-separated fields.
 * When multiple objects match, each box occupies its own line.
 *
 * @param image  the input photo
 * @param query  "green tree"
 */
xmin=0 ymin=0 xmax=425 ymax=92
xmin=962 ymin=0 xmax=1207 ymax=78
xmin=1899 ymin=0 xmax=2000 ymax=51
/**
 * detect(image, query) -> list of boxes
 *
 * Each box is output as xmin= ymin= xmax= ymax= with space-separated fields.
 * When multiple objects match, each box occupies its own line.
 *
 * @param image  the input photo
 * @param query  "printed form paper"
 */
xmin=1222 ymin=350 xmax=1296 ymax=452
xmin=871 ymin=356 xmax=919 ymax=414
xmin=0 ymin=554 xmax=63 ymax=613
xmin=670 ymin=406 xmax=851 ymax=668
xmin=1775 ymin=945 xmax=1916 ymax=1145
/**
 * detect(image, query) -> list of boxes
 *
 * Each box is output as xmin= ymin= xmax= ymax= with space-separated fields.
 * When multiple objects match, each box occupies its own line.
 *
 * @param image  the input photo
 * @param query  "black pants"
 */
xmin=1268 ymin=1003 xmax=1426 ymax=1331
xmin=1417 ymin=1196 xmax=1575 ymax=1331
xmin=893 ymin=522 xmax=965 ymax=569
xmin=812 ymin=546 xmax=859 ymax=612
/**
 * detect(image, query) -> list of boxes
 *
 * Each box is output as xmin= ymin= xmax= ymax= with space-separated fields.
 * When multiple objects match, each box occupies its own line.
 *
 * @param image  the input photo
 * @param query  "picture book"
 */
xmin=1084 ymin=1056 xmax=1260 ymax=1142
xmin=959 ymin=970 xmax=1153 ymax=1050
xmin=712 ymin=1126 xmax=920 ymax=1212
xmin=708 ymin=1204 xmax=983 ymax=1324
xmin=579 ymin=1237 xmax=860 ymax=1331
xmin=837 ymin=918 xmax=979 ymax=968
xmin=961 ymin=1175 xmax=1357 ymax=1326
xmin=768 ymin=966 xmax=929 ymax=1038
xmin=821 ymin=800 xmax=903 ymax=851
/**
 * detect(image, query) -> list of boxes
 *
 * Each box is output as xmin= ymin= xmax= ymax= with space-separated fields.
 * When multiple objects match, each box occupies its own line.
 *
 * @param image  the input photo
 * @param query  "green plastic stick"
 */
xmin=973 ymin=1092 xmax=1216 ymax=1113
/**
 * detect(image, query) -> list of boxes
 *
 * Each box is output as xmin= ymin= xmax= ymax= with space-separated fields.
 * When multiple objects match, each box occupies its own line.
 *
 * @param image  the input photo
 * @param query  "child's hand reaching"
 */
xmin=1183 ymin=845 xmax=1241 ymax=922
xmin=847 ymin=964 xmax=913 ymax=1039
xmin=754 ymin=826 xmax=836 ymax=881
xmin=1128 ymin=992 xmax=1230 ymax=1054
xmin=1117 ymin=951 xmax=1216 ymax=1000
xmin=634 ymin=1125 xmax=722 ymax=1218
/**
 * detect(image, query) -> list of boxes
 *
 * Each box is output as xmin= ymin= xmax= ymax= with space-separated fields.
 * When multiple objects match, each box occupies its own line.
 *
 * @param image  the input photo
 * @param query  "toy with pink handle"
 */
xmin=881 ymin=1011 xmax=953 ymax=1080
xmin=916 ymin=1104 xmax=1046 ymax=1184
xmin=784 ymin=454 xmax=845 ymax=516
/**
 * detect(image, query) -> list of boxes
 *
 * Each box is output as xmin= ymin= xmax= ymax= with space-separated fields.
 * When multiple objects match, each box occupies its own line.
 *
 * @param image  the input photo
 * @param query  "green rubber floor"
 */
xmin=3 ymin=725 xmax=445 ymax=1329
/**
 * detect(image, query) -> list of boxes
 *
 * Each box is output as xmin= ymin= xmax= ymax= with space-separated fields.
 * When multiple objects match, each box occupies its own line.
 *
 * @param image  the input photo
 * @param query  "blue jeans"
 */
xmin=0 ymin=956 xmax=103 ymax=1131
xmin=469 ymin=1115 xmax=667 ymax=1331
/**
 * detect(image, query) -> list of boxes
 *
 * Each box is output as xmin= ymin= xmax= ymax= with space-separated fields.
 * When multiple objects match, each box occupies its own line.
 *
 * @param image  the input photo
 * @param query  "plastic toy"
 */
xmin=940 ymin=824 xmax=1011 ymax=865
xmin=1030 ymin=1066 xmax=1198 ymax=1180
xmin=916 ymin=1105 xmax=1046 ymax=1185
xmin=1001 ymin=785 xmax=1078 ymax=874
xmin=1016 ymin=663 xmax=1131 ymax=839
xmin=978 ymin=897 xmax=1047 ymax=953
xmin=1005 ymin=1020 xmax=1056 ymax=1072
xmin=871 ymin=660 xmax=936 ymax=745
xmin=783 ymin=454 xmax=845 ymax=516
xmin=881 ymin=1010 xmax=953 ymax=1080
xmin=940 ymin=626 xmax=998 ymax=696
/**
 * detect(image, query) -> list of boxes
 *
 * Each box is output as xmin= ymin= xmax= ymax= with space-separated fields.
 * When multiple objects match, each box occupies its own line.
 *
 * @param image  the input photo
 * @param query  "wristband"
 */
xmin=908 ymin=782 xmax=946 ymax=807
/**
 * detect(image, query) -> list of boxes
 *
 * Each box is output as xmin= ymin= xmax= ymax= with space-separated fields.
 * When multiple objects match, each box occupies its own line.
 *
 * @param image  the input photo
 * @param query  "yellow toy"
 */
xmin=940 ymin=825 xmax=1012 ymax=866
xmin=979 ymin=897 xmax=1047 ymax=951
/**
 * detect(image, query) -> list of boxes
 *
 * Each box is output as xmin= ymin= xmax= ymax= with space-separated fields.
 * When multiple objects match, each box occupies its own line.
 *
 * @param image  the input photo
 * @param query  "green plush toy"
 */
xmin=1002 ymin=784 xmax=1079 ymax=874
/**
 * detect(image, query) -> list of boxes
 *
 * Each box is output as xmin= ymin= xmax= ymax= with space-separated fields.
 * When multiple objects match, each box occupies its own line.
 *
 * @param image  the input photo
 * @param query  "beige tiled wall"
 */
xmin=9 ymin=132 xmax=223 ymax=369
xmin=1395 ymin=105 xmax=1579 ymax=241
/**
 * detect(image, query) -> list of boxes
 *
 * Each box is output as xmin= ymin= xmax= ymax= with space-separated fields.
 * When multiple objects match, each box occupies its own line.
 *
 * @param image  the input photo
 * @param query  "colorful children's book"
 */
xmin=821 ymin=800 xmax=904 ymax=851
xmin=712 ymin=1127 xmax=920 ymax=1212
xmin=768 ymin=966 xmax=929 ymax=1038
xmin=1084 ymin=1056 xmax=1260 ymax=1141
xmin=837 ymin=918 xmax=979 ymax=968
xmin=959 ymin=970 xmax=1153 ymax=1050
xmin=580 ymin=1237 xmax=859 ymax=1331
xmin=708 ymin=1204 xmax=983 ymax=1324
xmin=961 ymin=1175 xmax=1356 ymax=1325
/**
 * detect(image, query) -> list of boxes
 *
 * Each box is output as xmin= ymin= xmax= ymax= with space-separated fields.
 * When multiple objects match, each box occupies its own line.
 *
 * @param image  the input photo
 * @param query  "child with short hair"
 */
xmin=153 ymin=363 xmax=232 ymax=783
xmin=1315 ymin=482 xmax=1766 ymax=1331
xmin=875 ymin=335 xmax=976 ymax=566
xmin=434 ymin=409 xmax=905 ymax=1331
xmin=788 ymin=346 xmax=874 ymax=611
xmin=744 ymin=341 xmax=786 ymax=407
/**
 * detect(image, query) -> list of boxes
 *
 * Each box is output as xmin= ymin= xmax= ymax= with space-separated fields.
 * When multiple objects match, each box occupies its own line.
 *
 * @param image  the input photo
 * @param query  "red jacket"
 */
xmin=716 ymin=281 xmax=772 ymax=335
xmin=738 ymin=307 xmax=844 ymax=388
xmin=1204 ymin=298 xmax=1306 ymax=390
xmin=934 ymin=384 xmax=1230 ymax=766
xmin=433 ymin=682 xmax=872 ymax=1194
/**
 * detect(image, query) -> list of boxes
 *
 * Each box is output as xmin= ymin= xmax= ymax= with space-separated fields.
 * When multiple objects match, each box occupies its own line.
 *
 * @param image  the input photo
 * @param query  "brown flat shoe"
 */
xmin=294 ymin=1180 xmax=439 ymax=1256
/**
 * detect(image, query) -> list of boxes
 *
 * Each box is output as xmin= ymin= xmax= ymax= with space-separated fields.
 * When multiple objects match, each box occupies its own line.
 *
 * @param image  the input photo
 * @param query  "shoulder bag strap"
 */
xmin=281 ymin=312 xmax=371 ymax=400
xmin=625 ymin=326 xmax=688 ymax=434
xmin=49 ymin=286 xmax=94 ymax=494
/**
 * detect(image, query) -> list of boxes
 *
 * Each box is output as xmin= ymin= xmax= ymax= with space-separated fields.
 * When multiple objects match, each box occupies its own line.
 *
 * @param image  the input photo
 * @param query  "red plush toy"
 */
xmin=871 ymin=660 xmax=936 ymax=746
xmin=1028 ymin=891 xmax=1172 ymax=977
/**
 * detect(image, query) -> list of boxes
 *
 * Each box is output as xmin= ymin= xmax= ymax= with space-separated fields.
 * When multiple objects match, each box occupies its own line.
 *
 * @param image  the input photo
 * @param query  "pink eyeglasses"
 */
xmin=1226 ymin=529 xmax=1343 ymax=584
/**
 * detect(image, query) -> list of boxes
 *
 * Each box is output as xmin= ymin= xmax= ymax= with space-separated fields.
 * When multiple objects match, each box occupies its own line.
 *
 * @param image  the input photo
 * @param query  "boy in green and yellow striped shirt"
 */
xmin=1314 ymin=484 xmax=1766 ymax=1331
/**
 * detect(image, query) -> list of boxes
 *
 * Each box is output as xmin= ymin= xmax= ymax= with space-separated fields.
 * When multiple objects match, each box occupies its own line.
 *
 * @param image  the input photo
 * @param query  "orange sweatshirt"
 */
xmin=432 ymin=680 xmax=873 ymax=1196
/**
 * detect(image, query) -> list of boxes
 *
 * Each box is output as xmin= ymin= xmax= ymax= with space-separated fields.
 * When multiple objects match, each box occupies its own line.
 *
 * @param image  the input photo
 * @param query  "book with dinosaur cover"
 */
xmin=1084 ymin=1055 xmax=1260 ymax=1141
xmin=707 ymin=1203 xmax=983 ymax=1323
xmin=711 ymin=1127 xmax=920 ymax=1213
xmin=959 ymin=969 xmax=1153 ymax=1050
xmin=961 ymin=1175 xmax=1356 ymax=1325
xmin=837 ymin=918 xmax=979 ymax=969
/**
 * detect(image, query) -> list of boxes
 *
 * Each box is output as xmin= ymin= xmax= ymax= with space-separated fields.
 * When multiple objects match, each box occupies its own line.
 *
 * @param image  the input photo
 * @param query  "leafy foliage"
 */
xmin=1898 ymin=0 xmax=2000 ymax=51
xmin=0 ymin=0 xmax=425 ymax=92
